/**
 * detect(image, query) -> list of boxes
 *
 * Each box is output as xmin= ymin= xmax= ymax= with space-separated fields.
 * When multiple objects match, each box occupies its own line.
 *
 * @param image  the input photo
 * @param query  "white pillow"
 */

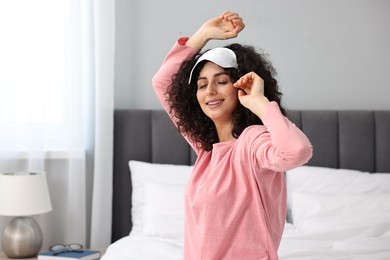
xmin=129 ymin=160 xmax=192 ymax=237
xmin=286 ymin=166 xmax=390 ymax=214
xmin=143 ymin=181 xmax=185 ymax=240
xmin=291 ymin=191 xmax=390 ymax=232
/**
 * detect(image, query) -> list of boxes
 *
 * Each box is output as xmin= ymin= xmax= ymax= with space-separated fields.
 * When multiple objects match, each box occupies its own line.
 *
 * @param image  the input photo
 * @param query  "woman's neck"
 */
xmin=215 ymin=122 xmax=235 ymax=143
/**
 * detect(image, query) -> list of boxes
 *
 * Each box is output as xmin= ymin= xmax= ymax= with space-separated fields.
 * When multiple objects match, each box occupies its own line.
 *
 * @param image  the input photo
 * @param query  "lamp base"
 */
xmin=2 ymin=217 xmax=43 ymax=258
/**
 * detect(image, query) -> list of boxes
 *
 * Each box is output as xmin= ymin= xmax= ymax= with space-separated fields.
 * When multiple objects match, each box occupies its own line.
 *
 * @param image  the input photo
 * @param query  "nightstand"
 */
xmin=0 ymin=249 xmax=105 ymax=259
xmin=0 ymin=252 xmax=37 ymax=259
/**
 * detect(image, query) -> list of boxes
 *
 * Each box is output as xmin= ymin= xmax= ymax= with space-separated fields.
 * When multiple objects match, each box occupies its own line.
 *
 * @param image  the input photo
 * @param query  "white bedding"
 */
xmin=279 ymin=166 xmax=390 ymax=259
xmin=103 ymin=220 xmax=390 ymax=260
xmin=102 ymin=233 xmax=183 ymax=260
xmin=102 ymin=164 xmax=390 ymax=260
xmin=279 ymin=220 xmax=390 ymax=260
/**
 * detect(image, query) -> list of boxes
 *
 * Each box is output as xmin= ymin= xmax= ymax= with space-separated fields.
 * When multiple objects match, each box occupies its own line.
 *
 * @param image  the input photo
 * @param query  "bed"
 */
xmin=103 ymin=109 xmax=390 ymax=260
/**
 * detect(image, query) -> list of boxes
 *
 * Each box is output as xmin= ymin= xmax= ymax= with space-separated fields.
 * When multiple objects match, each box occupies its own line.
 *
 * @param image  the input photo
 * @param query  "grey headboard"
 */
xmin=112 ymin=109 xmax=390 ymax=242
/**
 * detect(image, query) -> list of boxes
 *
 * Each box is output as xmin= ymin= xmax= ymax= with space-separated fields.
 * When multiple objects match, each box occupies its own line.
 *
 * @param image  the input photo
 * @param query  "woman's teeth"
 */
xmin=207 ymin=101 xmax=222 ymax=106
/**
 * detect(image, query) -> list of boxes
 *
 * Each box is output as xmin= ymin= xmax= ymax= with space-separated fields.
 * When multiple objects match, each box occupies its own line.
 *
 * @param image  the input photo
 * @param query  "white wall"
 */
xmin=115 ymin=0 xmax=390 ymax=110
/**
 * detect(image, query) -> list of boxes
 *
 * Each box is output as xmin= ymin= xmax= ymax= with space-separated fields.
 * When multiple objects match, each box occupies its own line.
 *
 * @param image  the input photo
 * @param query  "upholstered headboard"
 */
xmin=111 ymin=109 xmax=390 ymax=242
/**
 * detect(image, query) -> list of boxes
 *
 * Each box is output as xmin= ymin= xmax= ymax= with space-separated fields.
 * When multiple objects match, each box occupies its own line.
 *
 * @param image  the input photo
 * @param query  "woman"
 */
xmin=152 ymin=11 xmax=312 ymax=260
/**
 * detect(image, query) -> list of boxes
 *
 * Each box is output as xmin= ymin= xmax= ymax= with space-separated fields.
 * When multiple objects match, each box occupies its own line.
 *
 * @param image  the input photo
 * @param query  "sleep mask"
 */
xmin=188 ymin=47 xmax=238 ymax=84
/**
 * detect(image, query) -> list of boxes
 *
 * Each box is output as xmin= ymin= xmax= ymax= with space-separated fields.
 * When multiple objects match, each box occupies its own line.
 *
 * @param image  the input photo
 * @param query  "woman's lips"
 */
xmin=206 ymin=99 xmax=223 ymax=107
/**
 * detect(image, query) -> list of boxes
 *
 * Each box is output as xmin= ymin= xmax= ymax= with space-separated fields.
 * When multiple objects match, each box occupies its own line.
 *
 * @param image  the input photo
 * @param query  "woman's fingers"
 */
xmin=234 ymin=72 xmax=255 ymax=87
xmin=220 ymin=11 xmax=245 ymax=33
xmin=234 ymin=72 xmax=264 ymax=95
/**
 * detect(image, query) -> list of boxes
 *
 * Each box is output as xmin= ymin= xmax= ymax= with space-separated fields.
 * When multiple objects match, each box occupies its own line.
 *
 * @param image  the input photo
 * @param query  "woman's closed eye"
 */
xmin=197 ymin=74 xmax=231 ymax=89
xmin=197 ymin=81 xmax=227 ymax=90
xmin=197 ymin=82 xmax=207 ymax=89
xmin=217 ymin=80 xmax=228 ymax=85
xmin=215 ymin=74 xmax=232 ymax=85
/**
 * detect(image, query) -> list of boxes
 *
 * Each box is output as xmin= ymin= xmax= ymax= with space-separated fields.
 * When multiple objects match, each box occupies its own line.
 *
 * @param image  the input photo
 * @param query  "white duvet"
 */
xmin=102 ymin=217 xmax=390 ymax=260
xmin=102 ymin=233 xmax=184 ymax=260
xmin=102 ymin=165 xmax=390 ymax=259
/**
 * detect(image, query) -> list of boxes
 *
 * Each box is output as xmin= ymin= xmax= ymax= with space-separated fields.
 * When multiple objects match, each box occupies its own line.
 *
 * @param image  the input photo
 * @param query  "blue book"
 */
xmin=38 ymin=250 xmax=101 ymax=260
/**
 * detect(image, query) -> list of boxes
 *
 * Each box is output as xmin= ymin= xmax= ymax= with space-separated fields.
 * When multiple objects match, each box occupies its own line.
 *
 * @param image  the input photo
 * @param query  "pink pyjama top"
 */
xmin=152 ymin=37 xmax=313 ymax=260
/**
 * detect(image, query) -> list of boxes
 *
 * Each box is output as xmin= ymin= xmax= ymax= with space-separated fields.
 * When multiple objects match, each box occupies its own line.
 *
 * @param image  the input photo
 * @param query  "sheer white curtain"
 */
xmin=0 ymin=0 xmax=114 ymax=250
xmin=89 ymin=0 xmax=115 ymax=249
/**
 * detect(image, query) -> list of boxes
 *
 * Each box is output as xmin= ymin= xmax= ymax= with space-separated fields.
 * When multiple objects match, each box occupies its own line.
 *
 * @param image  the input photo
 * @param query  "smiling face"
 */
xmin=196 ymin=62 xmax=239 ymax=126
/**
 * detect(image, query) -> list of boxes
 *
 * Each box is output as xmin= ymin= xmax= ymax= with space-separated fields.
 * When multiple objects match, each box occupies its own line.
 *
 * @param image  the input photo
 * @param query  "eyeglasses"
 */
xmin=49 ymin=243 xmax=83 ymax=255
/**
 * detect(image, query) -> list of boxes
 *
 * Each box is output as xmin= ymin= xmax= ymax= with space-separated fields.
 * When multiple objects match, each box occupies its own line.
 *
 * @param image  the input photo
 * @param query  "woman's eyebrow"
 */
xmin=197 ymin=72 xmax=229 ymax=81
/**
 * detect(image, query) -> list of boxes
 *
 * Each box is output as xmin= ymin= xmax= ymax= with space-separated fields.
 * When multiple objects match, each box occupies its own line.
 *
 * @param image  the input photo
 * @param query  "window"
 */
xmin=0 ymin=0 xmax=85 ymax=151
xmin=0 ymin=0 xmax=64 ymax=123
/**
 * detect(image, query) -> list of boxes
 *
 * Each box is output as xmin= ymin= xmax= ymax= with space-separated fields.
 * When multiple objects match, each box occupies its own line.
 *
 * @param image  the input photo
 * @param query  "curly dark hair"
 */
xmin=166 ymin=43 xmax=286 ymax=151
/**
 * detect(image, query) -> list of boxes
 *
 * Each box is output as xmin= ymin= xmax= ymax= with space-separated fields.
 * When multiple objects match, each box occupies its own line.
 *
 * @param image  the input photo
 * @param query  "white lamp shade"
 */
xmin=0 ymin=171 xmax=52 ymax=216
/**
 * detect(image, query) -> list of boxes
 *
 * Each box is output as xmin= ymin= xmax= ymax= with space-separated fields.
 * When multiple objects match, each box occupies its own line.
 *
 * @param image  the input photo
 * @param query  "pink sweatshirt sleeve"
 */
xmin=251 ymin=101 xmax=313 ymax=172
xmin=152 ymin=37 xmax=199 ymax=113
xmin=152 ymin=37 xmax=201 ymax=152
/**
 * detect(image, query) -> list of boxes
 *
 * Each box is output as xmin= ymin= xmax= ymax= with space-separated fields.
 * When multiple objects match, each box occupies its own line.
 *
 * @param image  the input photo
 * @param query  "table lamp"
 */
xmin=0 ymin=171 xmax=52 ymax=258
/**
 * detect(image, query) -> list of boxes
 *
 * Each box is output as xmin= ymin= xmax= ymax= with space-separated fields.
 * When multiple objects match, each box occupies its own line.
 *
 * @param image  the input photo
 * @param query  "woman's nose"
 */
xmin=206 ymin=84 xmax=217 ymax=95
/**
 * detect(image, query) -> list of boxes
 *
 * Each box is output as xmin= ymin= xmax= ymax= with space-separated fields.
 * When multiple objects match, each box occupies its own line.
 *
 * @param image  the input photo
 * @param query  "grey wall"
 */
xmin=115 ymin=0 xmax=390 ymax=110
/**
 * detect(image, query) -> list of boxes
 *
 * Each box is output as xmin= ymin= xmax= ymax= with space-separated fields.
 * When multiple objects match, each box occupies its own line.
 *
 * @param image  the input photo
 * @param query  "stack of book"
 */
xmin=38 ymin=250 xmax=101 ymax=260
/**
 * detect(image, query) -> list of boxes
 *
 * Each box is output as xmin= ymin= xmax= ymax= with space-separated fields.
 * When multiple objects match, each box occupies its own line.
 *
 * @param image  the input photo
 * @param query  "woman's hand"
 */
xmin=207 ymin=11 xmax=245 ymax=40
xmin=233 ymin=72 xmax=270 ymax=118
xmin=186 ymin=11 xmax=245 ymax=50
